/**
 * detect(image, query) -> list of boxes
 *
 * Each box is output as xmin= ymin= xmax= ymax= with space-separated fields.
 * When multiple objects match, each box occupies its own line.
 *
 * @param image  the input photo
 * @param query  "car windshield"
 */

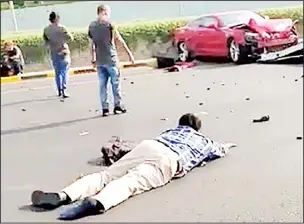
xmin=218 ymin=11 xmax=265 ymax=27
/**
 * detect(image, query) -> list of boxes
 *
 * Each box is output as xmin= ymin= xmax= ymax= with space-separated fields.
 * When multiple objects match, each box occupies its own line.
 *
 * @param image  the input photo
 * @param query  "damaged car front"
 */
xmin=227 ymin=11 xmax=300 ymax=59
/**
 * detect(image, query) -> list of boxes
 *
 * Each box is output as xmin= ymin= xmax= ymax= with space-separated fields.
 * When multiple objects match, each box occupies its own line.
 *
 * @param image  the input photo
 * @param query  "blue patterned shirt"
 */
xmin=156 ymin=125 xmax=228 ymax=177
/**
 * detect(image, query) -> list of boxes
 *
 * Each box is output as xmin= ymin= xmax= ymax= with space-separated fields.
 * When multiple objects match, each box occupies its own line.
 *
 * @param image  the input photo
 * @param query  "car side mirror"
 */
xmin=264 ymin=15 xmax=270 ymax=20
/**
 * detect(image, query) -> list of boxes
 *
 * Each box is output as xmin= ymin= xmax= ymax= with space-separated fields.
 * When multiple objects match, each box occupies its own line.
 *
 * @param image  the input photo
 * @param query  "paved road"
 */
xmin=1 ymin=63 xmax=303 ymax=222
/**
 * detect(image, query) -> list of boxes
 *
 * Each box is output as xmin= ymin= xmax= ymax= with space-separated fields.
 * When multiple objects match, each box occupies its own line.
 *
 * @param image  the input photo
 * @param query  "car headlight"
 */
xmin=245 ymin=32 xmax=260 ymax=42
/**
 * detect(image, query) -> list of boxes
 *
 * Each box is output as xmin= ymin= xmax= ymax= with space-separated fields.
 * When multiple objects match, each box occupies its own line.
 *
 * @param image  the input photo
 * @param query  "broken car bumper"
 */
xmin=257 ymin=38 xmax=303 ymax=62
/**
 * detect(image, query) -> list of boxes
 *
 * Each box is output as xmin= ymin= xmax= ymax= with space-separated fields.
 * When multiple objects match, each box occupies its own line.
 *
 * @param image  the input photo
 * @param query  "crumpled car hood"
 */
xmin=248 ymin=18 xmax=294 ymax=38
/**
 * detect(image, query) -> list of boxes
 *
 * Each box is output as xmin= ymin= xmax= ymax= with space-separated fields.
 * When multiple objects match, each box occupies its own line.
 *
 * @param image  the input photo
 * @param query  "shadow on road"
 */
xmin=1 ymin=95 xmax=59 ymax=107
xmin=19 ymin=204 xmax=54 ymax=213
xmin=192 ymin=56 xmax=255 ymax=70
xmin=1 ymin=115 xmax=102 ymax=136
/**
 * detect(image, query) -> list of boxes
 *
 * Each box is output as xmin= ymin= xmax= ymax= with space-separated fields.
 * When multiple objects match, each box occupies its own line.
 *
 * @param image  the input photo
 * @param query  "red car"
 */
xmin=173 ymin=10 xmax=299 ymax=64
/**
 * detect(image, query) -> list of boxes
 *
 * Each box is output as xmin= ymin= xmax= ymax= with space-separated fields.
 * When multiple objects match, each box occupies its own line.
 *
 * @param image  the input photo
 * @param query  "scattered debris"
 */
xmin=283 ymin=76 xmax=285 ymax=78
xmin=175 ymin=83 xmax=179 ymax=86
xmin=252 ymin=115 xmax=270 ymax=123
xmin=216 ymin=116 xmax=219 ymax=119
xmin=296 ymin=136 xmax=302 ymax=140
xmin=165 ymin=61 xmax=198 ymax=72
xmin=245 ymin=97 xmax=250 ymax=101
xmin=294 ymin=79 xmax=298 ymax=82
xmin=130 ymin=81 xmax=134 ymax=84
xmin=123 ymin=78 xmax=127 ymax=80
xmin=212 ymin=82 xmax=216 ymax=85
xmin=221 ymin=83 xmax=225 ymax=86
xmin=194 ymin=111 xmax=208 ymax=116
xmin=207 ymin=87 xmax=210 ymax=91
xmin=60 ymin=99 xmax=65 ymax=102
xmin=192 ymin=74 xmax=195 ymax=76
xmin=199 ymin=111 xmax=208 ymax=115
xmin=198 ymin=102 xmax=203 ymax=106
xmin=161 ymin=118 xmax=168 ymax=121
xmin=234 ymin=82 xmax=237 ymax=85
xmin=230 ymin=110 xmax=234 ymax=113
xmin=79 ymin=131 xmax=89 ymax=136
xmin=185 ymin=94 xmax=190 ymax=98
xmin=21 ymin=107 xmax=26 ymax=111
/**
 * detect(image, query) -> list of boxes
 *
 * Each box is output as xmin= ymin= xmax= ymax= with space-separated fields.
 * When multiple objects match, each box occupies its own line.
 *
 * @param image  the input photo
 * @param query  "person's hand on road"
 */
xmin=224 ymin=142 xmax=237 ymax=149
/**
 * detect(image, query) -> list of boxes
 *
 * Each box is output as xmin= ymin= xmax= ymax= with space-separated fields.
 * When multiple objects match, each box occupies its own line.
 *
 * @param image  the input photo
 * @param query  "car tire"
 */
xmin=177 ymin=42 xmax=194 ymax=62
xmin=228 ymin=39 xmax=249 ymax=64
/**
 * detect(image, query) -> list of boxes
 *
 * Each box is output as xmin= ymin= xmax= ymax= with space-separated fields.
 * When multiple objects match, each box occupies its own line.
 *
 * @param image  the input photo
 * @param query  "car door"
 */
xmin=191 ymin=16 xmax=227 ymax=56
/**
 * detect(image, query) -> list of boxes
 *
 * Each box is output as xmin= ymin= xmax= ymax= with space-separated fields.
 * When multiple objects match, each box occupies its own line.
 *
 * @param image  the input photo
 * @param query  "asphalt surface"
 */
xmin=1 ymin=63 xmax=303 ymax=222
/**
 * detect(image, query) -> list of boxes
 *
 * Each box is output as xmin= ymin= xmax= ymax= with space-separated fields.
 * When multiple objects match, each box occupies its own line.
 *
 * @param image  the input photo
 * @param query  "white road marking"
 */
xmin=1 ymin=63 xmax=219 ymax=95
xmin=1 ymin=70 xmax=162 ymax=95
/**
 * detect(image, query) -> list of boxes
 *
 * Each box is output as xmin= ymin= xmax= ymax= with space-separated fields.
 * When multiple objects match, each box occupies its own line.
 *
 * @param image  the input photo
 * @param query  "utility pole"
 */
xmin=9 ymin=1 xmax=18 ymax=31
xmin=178 ymin=1 xmax=182 ymax=16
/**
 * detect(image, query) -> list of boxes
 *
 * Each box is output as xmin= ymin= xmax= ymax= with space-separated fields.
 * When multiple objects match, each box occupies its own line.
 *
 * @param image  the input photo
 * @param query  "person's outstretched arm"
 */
xmin=201 ymin=139 xmax=237 ymax=165
xmin=113 ymin=28 xmax=135 ymax=64
xmin=88 ymin=28 xmax=96 ymax=67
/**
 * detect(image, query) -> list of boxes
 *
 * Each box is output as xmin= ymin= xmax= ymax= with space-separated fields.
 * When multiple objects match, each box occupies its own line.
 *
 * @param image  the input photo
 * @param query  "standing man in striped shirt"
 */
xmin=88 ymin=4 xmax=135 ymax=117
xmin=30 ymin=113 xmax=236 ymax=220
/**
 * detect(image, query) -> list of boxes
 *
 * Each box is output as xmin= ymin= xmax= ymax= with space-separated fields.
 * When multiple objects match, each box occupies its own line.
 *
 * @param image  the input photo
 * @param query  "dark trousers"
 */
xmin=1 ymin=60 xmax=23 ymax=76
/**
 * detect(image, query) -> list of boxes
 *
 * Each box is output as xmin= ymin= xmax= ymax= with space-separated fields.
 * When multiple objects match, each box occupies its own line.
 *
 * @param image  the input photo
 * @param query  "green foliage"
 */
xmin=14 ymin=0 xmax=25 ymax=7
xmin=259 ymin=6 xmax=303 ymax=23
xmin=2 ymin=6 xmax=303 ymax=63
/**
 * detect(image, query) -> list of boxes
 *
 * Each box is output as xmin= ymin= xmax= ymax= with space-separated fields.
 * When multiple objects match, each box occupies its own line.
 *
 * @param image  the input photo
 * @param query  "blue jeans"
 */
xmin=97 ymin=64 xmax=122 ymax=110
xmin=51 ymin=53 xmax=69 ymax=93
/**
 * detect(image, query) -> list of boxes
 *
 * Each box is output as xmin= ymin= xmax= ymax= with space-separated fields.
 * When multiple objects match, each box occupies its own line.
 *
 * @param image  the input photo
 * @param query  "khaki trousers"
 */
xmin=62 ymin=140 xmax=179 ymax=211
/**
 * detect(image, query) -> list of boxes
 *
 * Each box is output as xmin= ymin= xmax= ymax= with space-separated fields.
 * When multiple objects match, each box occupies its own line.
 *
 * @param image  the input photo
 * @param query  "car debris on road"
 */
xmin=79 ymin=131 xmax=89 ymax=136
xmin=252 ymin=115 xmax=270 ymax=123
xmin=165 ymin=61 xmax=198 ymax=72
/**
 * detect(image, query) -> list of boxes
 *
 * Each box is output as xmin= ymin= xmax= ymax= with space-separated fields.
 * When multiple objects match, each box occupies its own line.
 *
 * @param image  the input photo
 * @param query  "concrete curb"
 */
xmin=1 ymin=58 xmax=158 ymax=84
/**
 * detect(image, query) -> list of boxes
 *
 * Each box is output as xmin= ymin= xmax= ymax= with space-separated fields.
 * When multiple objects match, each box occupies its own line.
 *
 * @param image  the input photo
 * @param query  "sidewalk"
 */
xmin=1 ymin=58 xmax=157 ymax=84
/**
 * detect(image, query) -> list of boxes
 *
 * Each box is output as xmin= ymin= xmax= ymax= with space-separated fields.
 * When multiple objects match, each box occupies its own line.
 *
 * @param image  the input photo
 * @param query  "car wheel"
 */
xmin=177 ymin=42 xmax=193 ymax=62
xmin=228 ymin=39 xmax=248 ymax=64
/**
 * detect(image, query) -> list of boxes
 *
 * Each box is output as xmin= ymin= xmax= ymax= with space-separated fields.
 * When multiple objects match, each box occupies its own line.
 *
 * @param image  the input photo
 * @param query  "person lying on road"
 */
xmin=30 ymin=113 xmax=237 ymax=220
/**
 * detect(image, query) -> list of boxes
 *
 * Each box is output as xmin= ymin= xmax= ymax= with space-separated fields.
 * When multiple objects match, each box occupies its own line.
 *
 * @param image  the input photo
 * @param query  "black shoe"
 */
xmin=58 ymin=90 xmax=62 ymax=97
xmin=31 ymin=190 xmax=63 ymax=209
xmin=57 ymin=198 xmax=104 ymax=220
xmin=62 ymin=91 xmax=70 ymax=98
xmin=102 ymin=109 xmax=110 ymax=117
xmin=113 ymin=106 xmax=127 ymax=115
